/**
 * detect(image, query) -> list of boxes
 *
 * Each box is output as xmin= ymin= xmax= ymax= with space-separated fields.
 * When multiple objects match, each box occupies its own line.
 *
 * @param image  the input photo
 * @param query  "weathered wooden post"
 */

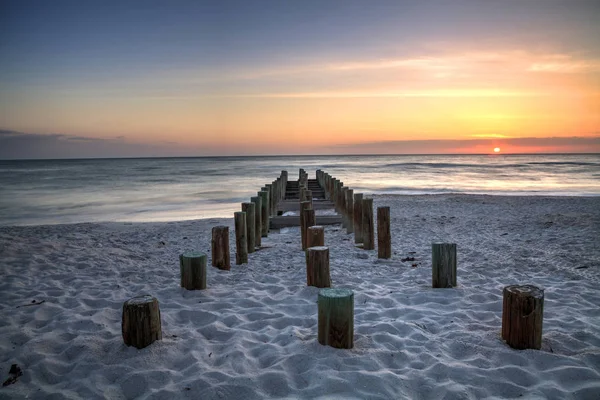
xmin=265 ymin=184 xmax=273 ymax=216
xmin=241 ymin=202 xmax=256 ymax=253
xmin=234 ymin=211 xmax=248 ymax=264
xmin=432 ymin=243 xmax=457 ymax=288
xmin=250 ymin=196 xmax=262 ymax=247
xmin=258 ymin=190 xmax=269 ymax=237
xmin=180 ymin=251 xmax=207 ymax=289
xmin=299 ymin=201 xmax=312 ymax=250
xmin=502 ymin=285 xmax=544 ymax=350
xmin=211 ymin=226 xmax=230 ymax=270
xmin=362 ymin=198 xmax=375 ymax=250
xmin=302 ymin=208 xmax=316 ymax=250
xmin=318 ymin=288 xmax=353 ymax=349
xmin=377 ymin=207 xmax=391 ymax=259
xmin=306 ymin=246 xmax=331 ymax=288
xmin=345 ymin=189 xmax=354 ymax=234
xmin=341 ymin=187 xmax=348 ymax=229
xmin=307 ymin=225 xmax=325 ymax=247
xmin=303 ymin=189 xmax=313 ymax=203
xmin=353 ymin=193 xmax=363 ymax=244
xmin=122 ymin=295 xmax=162 ymax=349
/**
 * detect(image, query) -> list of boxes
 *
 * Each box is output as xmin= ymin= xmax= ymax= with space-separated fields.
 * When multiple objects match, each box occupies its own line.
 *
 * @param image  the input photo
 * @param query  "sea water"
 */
xmin=1 ymin=154 xmax=598 ymax=226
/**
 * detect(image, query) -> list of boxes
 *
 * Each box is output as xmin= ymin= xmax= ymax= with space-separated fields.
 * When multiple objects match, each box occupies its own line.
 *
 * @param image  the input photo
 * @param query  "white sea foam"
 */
xmin=0 ymin=194 xmax=599 ymax=399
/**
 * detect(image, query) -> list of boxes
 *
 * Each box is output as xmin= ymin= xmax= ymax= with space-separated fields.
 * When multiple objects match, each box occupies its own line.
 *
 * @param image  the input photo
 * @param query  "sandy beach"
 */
xmin=1 ymin=194 xmax=599 ymax=399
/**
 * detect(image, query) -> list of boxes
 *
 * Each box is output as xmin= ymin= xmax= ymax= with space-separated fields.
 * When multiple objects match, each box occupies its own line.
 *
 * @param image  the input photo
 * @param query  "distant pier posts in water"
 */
xmin=361 ymin=198 xmax=375 ymax=250
xmin=211 ymin=226 xmax=230 ymax=270
xmin=345 ymin=189 xmax=354 ymax=234
xmin=180 ymin=251 xmax=207 ymax=289
xmin=502 ymin=285 xmax=544 ymax=350
xmin=353 ymin=193 xmax=363 ymax=244
xmin=234 ymin=211 xmax=248 ymax=264
xmin=302 ymin=208 xmax=316 ymax=250
xmin=241 ymin=202 xmax=256 ymax=253
xmin=258 ymin=190 xmax=269 ymax=237
xmin=250 ymin=196 xmax=262 ymax=247
xmin=307 ymin=225 xmax=325 ymax=248
xmin=122 ymin=295 xmax=162 ymax=349
xmin=318 ymin=288 xmax=354 ymax=349
xmin=306 ymin=246 xmax=331 ymax=288
xmin=431 ymin=243 xmax=457 ymax=288
xmin=377 ymin=207 xmax=391 ymax=259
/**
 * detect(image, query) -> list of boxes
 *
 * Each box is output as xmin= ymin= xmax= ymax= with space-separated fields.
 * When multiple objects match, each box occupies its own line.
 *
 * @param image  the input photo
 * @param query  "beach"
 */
xmin=1 ymin=194 xmax=599 ymax=399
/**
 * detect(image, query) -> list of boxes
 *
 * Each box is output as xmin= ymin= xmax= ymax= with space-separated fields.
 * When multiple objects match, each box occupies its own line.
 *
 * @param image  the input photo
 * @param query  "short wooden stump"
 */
xmin=318 ymin=288 xmax=354 ymax=349
xmin=180 ymin=251 xmax=207 ymax=290
xmin=502 ymin=285 xmax=544 ymax=350
xmin=432 ymin=243 xmax=457 ymax=288
xmin=122 ymin=295 xmax=162 ymax=349
xmin=306 ymin=246 xmax=331 ymax=288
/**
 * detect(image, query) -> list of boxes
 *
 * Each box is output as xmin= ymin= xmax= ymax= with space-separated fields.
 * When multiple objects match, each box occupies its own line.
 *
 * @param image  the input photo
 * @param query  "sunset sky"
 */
xmin=1 ymin=0 xmax=599 ymax=158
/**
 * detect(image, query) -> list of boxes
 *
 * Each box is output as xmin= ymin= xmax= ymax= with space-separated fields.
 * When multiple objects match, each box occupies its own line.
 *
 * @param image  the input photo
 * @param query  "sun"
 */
xmin=493 ymin=147 xmax=501 ymax=153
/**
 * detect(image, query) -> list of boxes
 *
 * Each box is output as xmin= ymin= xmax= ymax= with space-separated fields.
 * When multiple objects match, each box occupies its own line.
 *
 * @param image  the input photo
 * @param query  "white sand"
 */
xmin=1 ymin=194 xmax=599 ymax=399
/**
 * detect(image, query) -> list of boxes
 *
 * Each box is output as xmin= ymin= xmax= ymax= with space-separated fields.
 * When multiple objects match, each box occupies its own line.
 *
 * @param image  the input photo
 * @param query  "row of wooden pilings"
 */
xmin=316 ymin=169 xmax=390 ymax=257
xmin=122 ymin=169 xmax=544 ymax=351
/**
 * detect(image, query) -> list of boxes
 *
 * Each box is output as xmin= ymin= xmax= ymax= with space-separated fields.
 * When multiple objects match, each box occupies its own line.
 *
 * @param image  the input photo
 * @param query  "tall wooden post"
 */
xmin=250 ymin=196 xmax=262 ymax=247
xmin=258 ymin=190 xmax=269 ymax=237
xmin=306 ymin=246 xmax=331 ymax=288
xmin=345 ymin=189 xmax=354 ymax=234
xmin=211 ymin=226 xmax=230 ymax=270
xmin=362 ymin=198 xmax=374 ymax=250
xmin=318 ymin=288 xmax=353 ymax=349
xmin=307 ymin=225 xmax=325 ymax=247
xmin=234 ymin=211 xmax=248 ymax=264
xmin=353 ymin=193 xmax=363 ymax=244
xmin=122 ymin=295 xmax=162 ymax=349
xmin=241 ymin=202 xmax=256 ymax=253
xmin=432 ymin=243 xmax=457 ymax=288
xmin=300 ymin=201 xmax=312 ymax=250
xmin=302 ymin=208 xmax=316 ymax=250
xmin=180 ymin=251 xmax=207 ymax=290
xmin=341 ymin=187 xmax=348 ymax=229
xmin=502 ymin=285 xmax=544 ymax=350
xmin=265 ymin=184 xmax=273 ymax=216
xmin=377 ymin=206 xmax=391 ymax=259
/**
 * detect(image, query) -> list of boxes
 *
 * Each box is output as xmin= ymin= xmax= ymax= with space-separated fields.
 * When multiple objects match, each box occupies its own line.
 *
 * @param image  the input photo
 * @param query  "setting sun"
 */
xmin=494 ymin=147 xmax=501 ymax=153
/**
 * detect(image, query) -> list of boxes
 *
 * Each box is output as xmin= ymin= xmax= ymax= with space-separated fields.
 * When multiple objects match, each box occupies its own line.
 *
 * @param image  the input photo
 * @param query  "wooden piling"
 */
xmin=307 ymin=225 xmax=325 ymax=248
xmin=302 ymin=208 xmax=316 ymax=250
xmin=241 ymin=202 xmax=256 ymax=253
xmin=122 ymin=295 xmax=162 ymax=349
xmin=250 ymin=196 xmax=262 ymax=247
xmin=234 ymin=211 xmax=248 ymax=264
xmin=353 ymin=193 xmax=363 ymax=244
xmin=345 ymin=189 xmax=354 ymax=234
xmin=300 ymin=201 xmax=312 ymax=250
xmin=211 ymin=226 xmax=230 ymax=270
xmin=432 ymin=243 xmax=457 ymax=288
xmin=318 ymin=288 xmax=353 ymax=349
xmin=362 ymin=198 xmax=375 ymax=250
xmin=306 ymin=246 xmax=331 ymax=288
xmin=377 ymin=207 xmax=391 ymax=259
xmin=502 ymin=285 xmax=544 ymax=350
xmin=180 ymin=251 xmax=207 ymax=289
xmin=258 ymin=190 xmax=269 ymax=237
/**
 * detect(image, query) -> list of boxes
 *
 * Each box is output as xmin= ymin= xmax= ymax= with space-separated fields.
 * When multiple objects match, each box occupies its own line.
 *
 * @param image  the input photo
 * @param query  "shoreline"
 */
xmin=1 ymin=194 xmax=599 ymax=398
xmin=2 ymin=193 xmax=599 ymax=229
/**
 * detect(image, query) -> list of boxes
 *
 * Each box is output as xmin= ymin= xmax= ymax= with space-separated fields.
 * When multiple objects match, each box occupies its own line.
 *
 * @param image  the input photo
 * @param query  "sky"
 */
xmin=1 ymin=0 xmax=599 ymax=158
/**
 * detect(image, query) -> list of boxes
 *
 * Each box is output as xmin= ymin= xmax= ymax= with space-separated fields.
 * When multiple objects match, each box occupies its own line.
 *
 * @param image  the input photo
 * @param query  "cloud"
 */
xmin=0 ymin=130 xmax=171 ymax=159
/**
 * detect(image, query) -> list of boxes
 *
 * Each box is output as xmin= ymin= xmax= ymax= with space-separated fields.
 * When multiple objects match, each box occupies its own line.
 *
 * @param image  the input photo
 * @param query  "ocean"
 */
xmin=0 ymin=154 xmax=598 ymax=226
